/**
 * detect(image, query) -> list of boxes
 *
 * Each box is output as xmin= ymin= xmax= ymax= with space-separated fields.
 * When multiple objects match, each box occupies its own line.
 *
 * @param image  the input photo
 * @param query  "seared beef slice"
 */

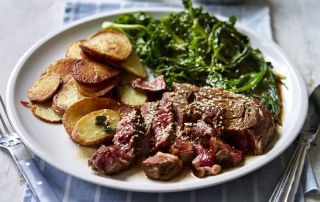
xmin=192 ymin=144 xmax=221 ymax=177
xmin=170 ymin=139 xmax=194 ymax=163
xmin=151 ymin=103 xmax=175 ymax=151
xmin=162 ymin=83 xmax=199 ymax=126
xmin=142 ymin=152 xmax=182 ymax=180
xmin=88 ymin=108 xmax=144 ymax=174
xmin=88 ymin=145 xmax=133 ymax=174
xmin=193 ymin=87 xmax=275 ymax=155
xmin=132 ymin=75 xmax=166 ymax=92
xmin=210 ymin=137 xmax=243 ymax=167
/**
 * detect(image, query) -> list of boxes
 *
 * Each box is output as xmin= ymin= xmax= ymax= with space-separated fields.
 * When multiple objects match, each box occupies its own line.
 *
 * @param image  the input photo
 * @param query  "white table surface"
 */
xmin=0 ymin=0 xmax=319 ymax=201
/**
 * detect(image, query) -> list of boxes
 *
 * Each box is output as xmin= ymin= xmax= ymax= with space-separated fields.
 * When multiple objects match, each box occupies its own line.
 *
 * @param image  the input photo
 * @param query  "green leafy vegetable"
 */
xmin=102 ymin=0 xmax=282 ymax=122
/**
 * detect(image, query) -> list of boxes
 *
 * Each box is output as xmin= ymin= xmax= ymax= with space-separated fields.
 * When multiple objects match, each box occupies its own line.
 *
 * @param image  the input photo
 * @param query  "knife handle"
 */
xmin=268 ymin=133 xmax=311 ymax=202
xmin=9 ymin=144 xmax=60 ymax=202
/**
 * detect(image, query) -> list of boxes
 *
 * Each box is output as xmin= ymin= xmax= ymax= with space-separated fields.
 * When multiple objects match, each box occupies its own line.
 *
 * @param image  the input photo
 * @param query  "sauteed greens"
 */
xmin=102 ymin=0 xmax=281 ymax=121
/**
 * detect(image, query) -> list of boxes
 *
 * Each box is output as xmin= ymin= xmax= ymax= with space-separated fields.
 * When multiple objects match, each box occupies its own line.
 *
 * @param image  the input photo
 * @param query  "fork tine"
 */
xmin=0 ymin=96 xmax=14 ymax=133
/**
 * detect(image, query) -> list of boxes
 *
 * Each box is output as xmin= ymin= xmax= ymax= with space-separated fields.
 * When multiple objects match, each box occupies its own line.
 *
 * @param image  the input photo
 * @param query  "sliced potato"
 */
xmin=117 ymin=84 xmax=147 ymax=106
xmin=27 ymin=73 xmax=61 ymax=102
xmin=45 ymin=58 xmax=77 ymax=79
xmin=71 ymin=109 xmax=120 ymax=146
xmin=72 ymin=58 xmax=119 ymax=85
xmin=31 ymin=102 xmax=62 ymax=123
xmin=120 ymin=51 xmax=147 ymax=78
xmin=52 ymin=76 xmax=86 ymax=115
xmin=66 ymin=41 xmax=84 ymax=59
xmin=62 ymin=97 xmax=121 ymax=135
xmin=80 ymin=29 xmax=132 ymax=62
xmin=76 ymin=77 xmax=119 ymax=97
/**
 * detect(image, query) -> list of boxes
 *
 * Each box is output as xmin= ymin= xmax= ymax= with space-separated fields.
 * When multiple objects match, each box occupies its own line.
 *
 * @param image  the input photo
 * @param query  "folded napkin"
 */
xmin=24 ymin=1 xmax=318 ymax=201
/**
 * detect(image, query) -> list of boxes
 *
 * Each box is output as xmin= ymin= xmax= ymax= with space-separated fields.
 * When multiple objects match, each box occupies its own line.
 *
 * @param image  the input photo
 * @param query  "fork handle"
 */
xmin=268 ymin=134 xmax=310 ymax=202
xmin=9 ymin=144 xmax=59 ymax=202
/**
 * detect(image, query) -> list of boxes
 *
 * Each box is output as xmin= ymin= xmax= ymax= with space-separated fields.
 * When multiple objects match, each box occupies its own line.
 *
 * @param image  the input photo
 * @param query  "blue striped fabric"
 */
xmin=24 ymin=1 xmax=318 ymax=201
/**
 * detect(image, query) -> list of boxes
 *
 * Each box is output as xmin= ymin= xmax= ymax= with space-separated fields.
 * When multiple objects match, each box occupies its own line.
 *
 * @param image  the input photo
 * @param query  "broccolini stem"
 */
xmin=102 ymin=21 xmax=149 ymax=33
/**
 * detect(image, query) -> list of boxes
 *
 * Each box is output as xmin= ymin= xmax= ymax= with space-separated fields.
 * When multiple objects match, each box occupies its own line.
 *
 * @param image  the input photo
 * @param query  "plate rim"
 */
xmin=6 ymin=7 xmax=308 ymax=192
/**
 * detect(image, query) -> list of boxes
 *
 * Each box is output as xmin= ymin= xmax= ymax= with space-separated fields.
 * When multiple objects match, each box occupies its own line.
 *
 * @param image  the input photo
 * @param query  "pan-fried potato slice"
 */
xmin=76 ymin=77 xmax=119 ymax=97
xmin=80 ymin=29 xmax=132 ymax=62
xmin=62 ymin=97 xmax=121 ymax=135
xmin=52 ymin=76 xmax=86 ymax=115
xmin=31 ymin=102 xmax=62 ymax=123
xmin=71 ymin=109 xmax=120 ymax=146
xmin=45 ymin=58 xmax=77 ymax=79
xmin=27 ymin=73 xmax=61 ymax=102
xmin=120 ymin=51 xmax=147 ymax=78
xmin=72 ymin=58 xmax=119 ymax=85
xmin=66 ymin=41 xmax=84 ymax=59
xmin=117 ymin=84 xmax=147 ymax=106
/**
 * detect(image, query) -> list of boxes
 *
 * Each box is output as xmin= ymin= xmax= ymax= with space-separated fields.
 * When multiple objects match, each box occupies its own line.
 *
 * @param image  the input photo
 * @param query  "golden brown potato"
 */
xmin=117 ymin=84 xmax=147 ymax=106
xmin=45 ymin=58 xmax=78 ymax=80
xmin=31 ymin=102 xmax=62 ymax=123
xmin=27 ymin=73 xmax=61 ymax=102
xmin=52 ymin=76 xmax=86 ymax=115
xmin=80 ymin=29 xmax=132 ymax=62
xmin=62 ymin=97 xmax=121 ymax=135
xmin=71 ymin=109 xmax=120 ymax=146
xmin=76 ymin=76 xmax=119 ymax=97
xmin=66 ymin=41 xmax=84 ymax=59
xmin=72 ymin=58 xmax=119 ymax=85
xmin=120 ymin=51 xmax=147 ymax=78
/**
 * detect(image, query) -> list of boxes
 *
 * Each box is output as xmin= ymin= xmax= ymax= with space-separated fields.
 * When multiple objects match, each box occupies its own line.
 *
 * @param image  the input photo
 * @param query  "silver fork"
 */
xmin=0 ymin=96 xmax=59 ymax=202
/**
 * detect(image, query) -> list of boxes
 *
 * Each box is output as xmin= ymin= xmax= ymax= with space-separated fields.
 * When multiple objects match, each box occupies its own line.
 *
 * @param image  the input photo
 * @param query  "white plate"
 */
xmin=6 ymin=8 xmax=308 ymax=192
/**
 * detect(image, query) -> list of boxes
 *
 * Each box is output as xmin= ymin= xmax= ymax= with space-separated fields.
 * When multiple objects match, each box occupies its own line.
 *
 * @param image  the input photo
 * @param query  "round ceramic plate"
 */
xmin=6 ymin=8 xmax=308 ymax=192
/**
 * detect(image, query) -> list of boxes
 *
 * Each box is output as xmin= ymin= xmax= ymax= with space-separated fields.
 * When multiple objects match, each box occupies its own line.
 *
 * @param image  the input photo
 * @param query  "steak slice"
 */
xmin=88 ymin=145 xmax=134 ymax=174
xmin=192 ymin=144 xmax=221 ymax=178
xmin=89 ymin=108 xmax=144 ymax=174
xmin=131 ymin=75 xmax=166 ymax=92
xmin=140 ymin=102 xmax=159 ymax=155
xmin=210 ymin=137 xmax=243 ymax=167
xmin=161 ymin=83 xmax=199 ymax=126
xmin=113 ymin=108 xmax=145 ymax=152
xmin=193 ymin=87 xmax=275 ymax=155
xmin=142 ymin=152 xmax=182 ymax=180
xmin=169 ymin=139 xmax=194 ymax=163
xmin=182 ymin=120 xmax=215 ymax=145
xmin=151 ymin=103 xmax=175 ymax=151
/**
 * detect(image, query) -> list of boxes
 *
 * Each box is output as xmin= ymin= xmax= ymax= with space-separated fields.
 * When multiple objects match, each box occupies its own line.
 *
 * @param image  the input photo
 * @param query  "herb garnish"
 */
xmin=102 ymin=0 xmax=282 ymax=122
xmin=95 ymin=115 xmax=116 ymax=134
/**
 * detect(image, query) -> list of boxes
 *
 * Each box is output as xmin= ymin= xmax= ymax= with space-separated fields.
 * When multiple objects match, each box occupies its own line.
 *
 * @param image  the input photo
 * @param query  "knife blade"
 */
xmin=269 ymin=84 xmax=320 ymax=202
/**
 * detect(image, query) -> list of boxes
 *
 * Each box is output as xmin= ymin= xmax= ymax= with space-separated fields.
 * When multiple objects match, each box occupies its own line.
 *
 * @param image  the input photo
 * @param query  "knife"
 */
xmin=269 ymin=84 xmax=320 ymax=202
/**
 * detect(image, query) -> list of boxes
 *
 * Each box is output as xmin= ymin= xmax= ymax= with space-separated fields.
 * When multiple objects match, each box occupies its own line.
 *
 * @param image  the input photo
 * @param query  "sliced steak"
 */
xmin=142 ymin=152 xmax=182 ymax=180
xmin=182 ymin=120 xmax=215 ymax=145
xmin=210 ymin=137 xmax=243 ymax=167
xmin=151 ymin=103 xmax=175 ymax=151
xmin=88 ymin=145 xmax=134 ymax=174
xmin=193 ymin=87 xmax=275 ymax=155
xmin=161 ymin=83 xmax=199 ymax=126
xmin=162 ymin=92 xmax=189 ymax=126
xmin=172 ymin=83 xmax=199 ymax=98
xmin=89 ymin=108 xmax=144 ymax=174
xmin=140 ymin=102 xmax=159 ymax=155
xmin=169 ymin=139 xmax=194 ymax=163
xmin=192 ymin=144 xmax=221 ymax=177
xmin=132 ymin=75 xmax=166 ymax=92
xmin=113 ymin=108 xmax=145 ymax=153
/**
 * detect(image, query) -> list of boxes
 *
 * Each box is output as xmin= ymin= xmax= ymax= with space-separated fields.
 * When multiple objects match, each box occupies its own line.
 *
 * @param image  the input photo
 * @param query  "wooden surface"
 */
xmin=0 ymin=0 xmax=319 ymax=201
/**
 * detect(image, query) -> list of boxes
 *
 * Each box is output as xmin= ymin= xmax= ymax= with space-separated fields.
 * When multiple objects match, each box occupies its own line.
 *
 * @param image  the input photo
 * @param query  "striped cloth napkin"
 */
xmin=24 ymin=1 xmax=318 ymax=201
